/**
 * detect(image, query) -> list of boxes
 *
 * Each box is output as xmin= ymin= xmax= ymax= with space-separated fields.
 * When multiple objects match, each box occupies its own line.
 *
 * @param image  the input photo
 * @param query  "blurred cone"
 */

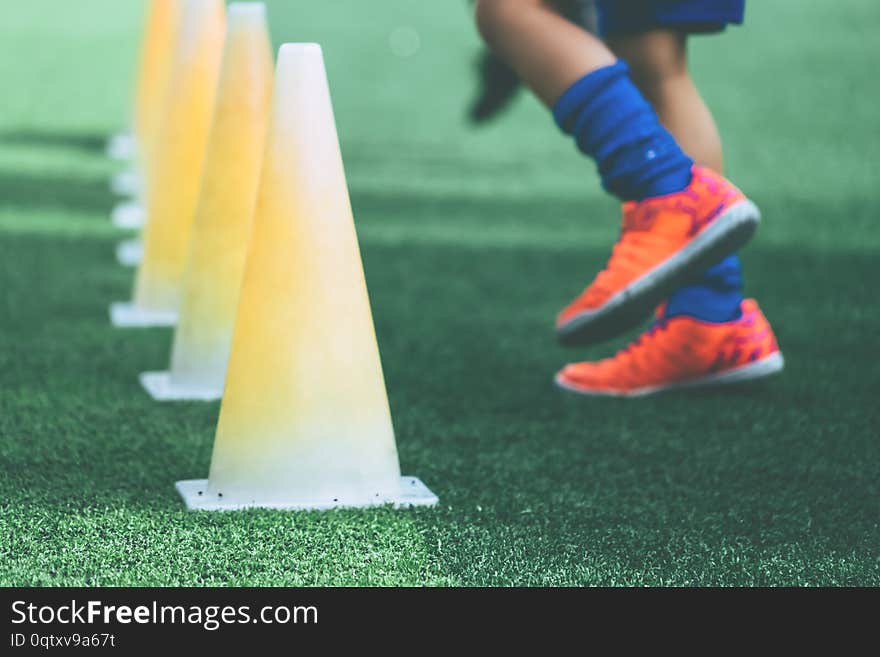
xmin=108 ymin=0 xmax=181 ymax=169
xmin=175 ymin=44 xmax=437 ymax=511
xmin=111 ymin=1 xmax=183 ymax=252
xmin=110 ymin=169 xmax=143 ymax=197
xmin=106 ymin=132 xmax=136 ymax=161
xmin=111 ymin=201 xmax=147 ymax=229
xmin=134 ymin=0 xmax=183 ymax=172
xmin=110 ymin=0 xmax=226 ymax=327
xmin=116 ymin=239 xmax=143 ymax=268
xmin=140 ymin=3 xmax=274 ymax=401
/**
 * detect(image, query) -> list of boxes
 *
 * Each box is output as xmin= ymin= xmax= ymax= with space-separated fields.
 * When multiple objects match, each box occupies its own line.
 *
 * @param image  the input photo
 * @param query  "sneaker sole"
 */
xmin=556 ymin=199 xmax=761 ymax=347
xmin=554 ymin=350 xmax=784 ymax=398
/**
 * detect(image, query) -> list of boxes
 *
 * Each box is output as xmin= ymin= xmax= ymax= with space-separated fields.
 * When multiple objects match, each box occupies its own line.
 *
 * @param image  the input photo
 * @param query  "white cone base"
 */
xmin=106 ymin=133 xmax=136 ymax=161
xmin=115 ymin=239 xmax=143 ymax=266
xmin=112 ymin=202 xmax=146 ymax=229
xmin=175 ymin=476 xmax=439 ymax=512
xmin=139 ymin=371 xmax=223 ymax=401
xmin=110 ymin=302 xmax=178 ymax=327
xmin=111 ymin=170 xmax=143 ymax=197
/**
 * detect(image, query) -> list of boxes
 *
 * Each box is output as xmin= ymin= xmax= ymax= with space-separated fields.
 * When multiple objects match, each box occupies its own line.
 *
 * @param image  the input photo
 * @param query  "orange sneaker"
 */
xmin=556 ymin=166 xmax=760 ymax=346
xmin=555 ymin=299 xmax=783 ymax=398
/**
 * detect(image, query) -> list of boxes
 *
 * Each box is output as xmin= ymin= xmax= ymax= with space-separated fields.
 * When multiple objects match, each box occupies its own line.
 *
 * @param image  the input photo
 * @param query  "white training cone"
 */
xmin=110 ymin=0 xmax=226 ymax=328
xmin=133 ymin=0 xmax=184 ymax=181
xmin=106 ymin=132 xmax=136 ymax=161
xmin=116 ymin=239 xmax=144 ymax=267
xmin=109 ymin=2 xmax=183 ymax=228
xmin=176 ymin=44 xmax=437 ymax=511
xmin=141 ymin=3 xmax=274 ymax=401
xmin=106 ymin=0 xmax=179 ymax=162
xmin=109 ymin=302 xmax=177 ymax=327
xmin=110 ymin=169 xmax=144 ymax=197
xmin=111 ymin=201 xmax=146 ymax=230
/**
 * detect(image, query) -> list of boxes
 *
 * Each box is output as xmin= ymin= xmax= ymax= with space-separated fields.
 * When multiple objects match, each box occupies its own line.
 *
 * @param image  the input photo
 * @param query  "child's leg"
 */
xmin=606 ymin=29 xmax=722 ymax=171
xmin=475 ymin=0 xmax=759 ymax=345
xmin=476 ymin=0 xmax=694 ymax=201
xmin=608 ymin=28 xmax=742 ymax=323
xmin=475 ymin=0 xmax=615 ymax=106
xmin=468 ymin=0 xmax=599 ymax=123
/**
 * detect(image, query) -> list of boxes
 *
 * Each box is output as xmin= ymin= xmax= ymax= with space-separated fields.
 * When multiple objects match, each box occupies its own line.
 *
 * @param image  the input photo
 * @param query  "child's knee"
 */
xmin=606 ymin=31 xmax=688 ymax=100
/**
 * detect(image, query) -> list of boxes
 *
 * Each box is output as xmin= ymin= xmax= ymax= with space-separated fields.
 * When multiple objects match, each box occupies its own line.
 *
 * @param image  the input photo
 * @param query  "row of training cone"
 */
xmin=106 ymin=1 xmax=437 ymax=512
xmin=108 ymin=0 xmax=181 ymax=231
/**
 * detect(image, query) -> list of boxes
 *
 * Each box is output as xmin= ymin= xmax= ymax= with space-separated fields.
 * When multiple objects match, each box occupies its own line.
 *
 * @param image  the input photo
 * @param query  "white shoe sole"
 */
xmin=555 ymin=351 xmax=784 ymax=398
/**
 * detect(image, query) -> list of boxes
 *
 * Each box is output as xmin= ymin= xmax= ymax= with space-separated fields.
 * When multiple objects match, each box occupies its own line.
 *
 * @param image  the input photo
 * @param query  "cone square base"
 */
xmin=112 ymin=202 xmax=146 ymax=229
xmin=110 ymin=302 xmax=178 ymax=327
xmin=140 ymin=371 xmax=222 ymax=401
xmin=106 ymin=132 xmax=136 ymax=161
xmin=175 ymin=476 xmax=439 ymax=512
xmin=116 ymin=239 xmax=143 ymax=267
xmin=111 ymin=170 xmax=143 ymax=197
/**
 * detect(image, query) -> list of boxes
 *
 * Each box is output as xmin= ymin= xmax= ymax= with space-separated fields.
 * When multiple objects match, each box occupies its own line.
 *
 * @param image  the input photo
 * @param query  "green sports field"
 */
xmin=1 ymin=0 xmax=878 ymax=586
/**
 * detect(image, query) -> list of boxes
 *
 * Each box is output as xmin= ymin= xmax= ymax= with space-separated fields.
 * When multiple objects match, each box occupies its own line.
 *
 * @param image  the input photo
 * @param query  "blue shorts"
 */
xmin=596 ymin=0 xmax=745 ymax=35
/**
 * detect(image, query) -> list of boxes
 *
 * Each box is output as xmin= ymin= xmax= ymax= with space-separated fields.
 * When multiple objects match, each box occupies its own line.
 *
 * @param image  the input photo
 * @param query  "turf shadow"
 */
xmin=0 ymin=128 xmax=108 ymax=154
xmin=0 ymin=171 xmax=114 ymax=215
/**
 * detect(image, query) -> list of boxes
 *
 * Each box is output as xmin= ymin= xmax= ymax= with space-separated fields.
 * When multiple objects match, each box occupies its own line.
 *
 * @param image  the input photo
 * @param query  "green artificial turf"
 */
xmin=1 ymin=0 xmax=878 ymax=586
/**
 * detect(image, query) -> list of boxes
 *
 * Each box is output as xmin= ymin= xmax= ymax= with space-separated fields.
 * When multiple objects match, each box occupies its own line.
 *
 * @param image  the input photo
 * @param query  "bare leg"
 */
xmin=607 ymin=30 xmax=723 ymax=172
xmin=469 ymin=0 xmax=600 ymax=123
xmin=475 ymin=0 xmax=758 ymax=347
xmin=474 ymin=2 xmax=723 ymax=170
xmin=475 ymin=0 xmax=615 ymax=106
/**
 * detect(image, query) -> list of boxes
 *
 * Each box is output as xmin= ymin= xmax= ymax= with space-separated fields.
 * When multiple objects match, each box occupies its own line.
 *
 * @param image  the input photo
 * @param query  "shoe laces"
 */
xmin=614 ymin=318 xmax=672 ymax=369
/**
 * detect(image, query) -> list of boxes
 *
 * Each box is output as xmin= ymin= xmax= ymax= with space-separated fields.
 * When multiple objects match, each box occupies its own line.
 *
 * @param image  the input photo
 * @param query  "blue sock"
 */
xmin=552 ymin=61 xmax=693 ymax=201
xmin=664 ymin=254 xmax=744 ymax=322
xmin=553 ymin=62 xmax=743 ymax=323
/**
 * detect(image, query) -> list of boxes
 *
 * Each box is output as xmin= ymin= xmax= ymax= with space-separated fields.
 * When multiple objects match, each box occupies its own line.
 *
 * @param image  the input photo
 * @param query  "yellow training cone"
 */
xmin=176 ymin=44 xmax=437 ymax=511
xmin=111 ymin=1 xmax=182 ymax=231
xmin=140 ymin=3 xmax=274 ymax=401
xmin=134 ymin=0 xmax=183 ymax=175
xmin=110 ymin=0 xmax=226 ymax=328
xmin=108 ymin=0 xmax=180 ymax=170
